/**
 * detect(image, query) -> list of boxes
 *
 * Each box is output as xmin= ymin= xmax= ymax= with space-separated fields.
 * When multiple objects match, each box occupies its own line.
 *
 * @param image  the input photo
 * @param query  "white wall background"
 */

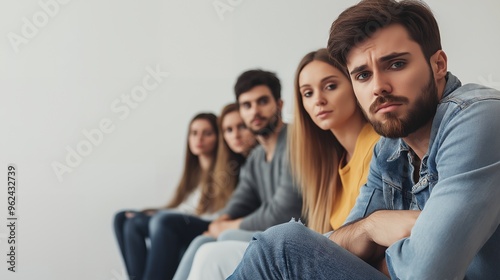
xmin=0 ymin=0 xmax=499 ymax=279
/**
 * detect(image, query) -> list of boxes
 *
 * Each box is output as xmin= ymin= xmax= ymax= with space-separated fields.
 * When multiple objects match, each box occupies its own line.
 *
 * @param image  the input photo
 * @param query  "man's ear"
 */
xmin=430 ymin=50 xmax=448 ymax=81
xmin=277 ymin=99 xmax=284 ymax=111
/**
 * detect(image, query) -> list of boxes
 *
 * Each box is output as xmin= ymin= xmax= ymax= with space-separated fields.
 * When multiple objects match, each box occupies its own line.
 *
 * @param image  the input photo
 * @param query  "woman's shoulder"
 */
xmin=358 ymin=123 xmax=380 ymax=150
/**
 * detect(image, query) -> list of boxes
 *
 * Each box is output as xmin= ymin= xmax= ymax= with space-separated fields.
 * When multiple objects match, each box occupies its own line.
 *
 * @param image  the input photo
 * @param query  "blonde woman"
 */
xmin=193 ymin=48 xmax=380 ymax=279
xmin=290 ymin=48 xmax=379 ymax=232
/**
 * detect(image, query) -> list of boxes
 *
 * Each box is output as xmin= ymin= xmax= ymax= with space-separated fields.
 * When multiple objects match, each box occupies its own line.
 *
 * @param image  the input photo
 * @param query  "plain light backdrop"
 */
xmin=0 ymin=0 xmax=499 ymax=279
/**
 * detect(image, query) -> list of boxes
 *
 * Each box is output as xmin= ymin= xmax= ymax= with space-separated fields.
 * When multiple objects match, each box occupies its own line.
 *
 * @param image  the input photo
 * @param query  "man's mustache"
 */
xmin=369 ymin=95 xmax=409 ymax=114
xmin=251 ymin=115 xmax=266 ymax=122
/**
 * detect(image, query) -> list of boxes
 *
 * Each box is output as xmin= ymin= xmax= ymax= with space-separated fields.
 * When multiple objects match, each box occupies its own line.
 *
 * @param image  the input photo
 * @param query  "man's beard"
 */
xmin=368 ymin=71 xmax=439 ymax=138
xmin=250 ymin=113 xmax=280 ymax=137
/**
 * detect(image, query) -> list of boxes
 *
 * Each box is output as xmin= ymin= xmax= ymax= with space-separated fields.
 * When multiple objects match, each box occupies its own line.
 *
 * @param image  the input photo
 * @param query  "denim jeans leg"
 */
xmin=143 ymin=212 xmax=210 ymax=280
xmin=113 ymin=211 xmax=129 ymax=273
xmin=228 ymin=222 xmax=388 ymax=280
xmin=123 ymin=213 xmax=151 ymax=280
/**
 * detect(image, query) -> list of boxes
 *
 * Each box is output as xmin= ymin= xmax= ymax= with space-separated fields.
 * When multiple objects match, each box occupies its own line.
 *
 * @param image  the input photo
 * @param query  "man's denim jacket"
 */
xmin=344 ymin=73 xmax=500 ymax=279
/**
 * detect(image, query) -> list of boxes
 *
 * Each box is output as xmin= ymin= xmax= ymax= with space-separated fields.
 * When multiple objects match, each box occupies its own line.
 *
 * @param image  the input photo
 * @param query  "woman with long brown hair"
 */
xmin=113 ymin=112 xmax=218 ymax=280
xmin=205 ymin=103 xmax=255 ymax=213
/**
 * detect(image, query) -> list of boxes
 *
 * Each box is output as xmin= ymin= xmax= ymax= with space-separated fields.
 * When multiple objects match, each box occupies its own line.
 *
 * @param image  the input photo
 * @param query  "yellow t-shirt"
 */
xmin=329 ymin=123 xmax=380 ymax=230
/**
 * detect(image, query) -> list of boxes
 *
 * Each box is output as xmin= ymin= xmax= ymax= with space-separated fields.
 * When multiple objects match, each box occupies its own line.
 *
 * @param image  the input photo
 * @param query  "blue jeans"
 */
xmin=228 ymin=222 xmax=388 ymax=280
xmin=114 ymin=210 xmax=148 ymax=278
xmin=113 ymin=210 xmax=210 ymax=280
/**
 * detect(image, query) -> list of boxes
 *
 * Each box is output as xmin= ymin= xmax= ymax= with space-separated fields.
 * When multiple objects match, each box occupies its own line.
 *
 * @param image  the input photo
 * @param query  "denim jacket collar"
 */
xmin=387 ymin=140 xmax=409 ymax=162
xmin=440 ymin=72 xmax=462 ymax=101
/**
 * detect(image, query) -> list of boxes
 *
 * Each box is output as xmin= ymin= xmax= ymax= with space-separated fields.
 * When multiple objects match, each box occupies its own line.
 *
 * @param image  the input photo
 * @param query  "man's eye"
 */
xmin=258 ymin=98 xmax=268 ymax=105
xmin=356 ymin=72 xmax=371 ymax=81
xmin=390 ymin=61 xmax=405 ymax=69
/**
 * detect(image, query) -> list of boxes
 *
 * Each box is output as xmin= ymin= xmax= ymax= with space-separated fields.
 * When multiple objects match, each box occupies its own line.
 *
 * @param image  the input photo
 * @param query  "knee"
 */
xmin=201 ymin=241 xmax=248 ymax=261
xmin=218 ymin=229 xmax=251 ymax=241
xmin=124 ymin=213 xmax=147 ymax=233
xmin=190 ymin=235 xmax=216 ymax=249
xmin=253 ymin=222 xmax=311 ymax=252
xmin=236 ymin=222 xmax=317 ymax=270
xmin=195 ymin=243 xmax=219 ymax=263
xmin=113 ymin=211 xmax=128 ymax=229
xmin=191 ymin=243 xmax=230 ymax=276
xmin=149 ymin=212 xmax=168 ymax=234
xmin=261 ymin=222 xmax=308 ymax=242
xmin=149 ymin=211 xmax=183 ymax=234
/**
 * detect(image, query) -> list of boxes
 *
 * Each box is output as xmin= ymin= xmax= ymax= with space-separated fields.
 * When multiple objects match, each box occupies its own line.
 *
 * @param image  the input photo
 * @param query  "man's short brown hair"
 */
xmin=328 ymin=0 xmax=441 ymax=68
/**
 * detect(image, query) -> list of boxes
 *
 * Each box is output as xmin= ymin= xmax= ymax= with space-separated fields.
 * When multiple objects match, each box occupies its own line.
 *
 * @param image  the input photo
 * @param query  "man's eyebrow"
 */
xmin=349 ymin=52 xmax=410 ymax=75
xmin=379 ymin=52 xmax=410 ymax=62
xmin=350 ymin=65 xmax=367 ymax=76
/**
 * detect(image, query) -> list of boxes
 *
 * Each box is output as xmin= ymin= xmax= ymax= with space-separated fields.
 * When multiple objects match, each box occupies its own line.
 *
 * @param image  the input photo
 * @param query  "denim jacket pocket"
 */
xmin=411 ymin=173 xmax=437 ymax=209
xmin=383 ymin=176 xmax=413 ymax=210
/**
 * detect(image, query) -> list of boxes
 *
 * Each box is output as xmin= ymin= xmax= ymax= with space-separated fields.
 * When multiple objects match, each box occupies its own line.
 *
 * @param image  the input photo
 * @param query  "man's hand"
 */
xmin=364 ymin=210 xmax=420 ymax=247
xmin=206 ymin=218 xmax=242 ymax=238
xmin=330 ymin=210 xmax=420 ymax=265
xmin=330 ymin=217 xmax=385 ymax=264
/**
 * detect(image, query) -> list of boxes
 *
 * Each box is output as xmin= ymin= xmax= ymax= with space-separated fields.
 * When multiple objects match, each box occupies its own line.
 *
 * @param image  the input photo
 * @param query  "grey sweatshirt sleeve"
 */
xmin=222 ymin=160 xmax=261 ymax=219
xmin=239 ymin=151 xmax=303 ymax=231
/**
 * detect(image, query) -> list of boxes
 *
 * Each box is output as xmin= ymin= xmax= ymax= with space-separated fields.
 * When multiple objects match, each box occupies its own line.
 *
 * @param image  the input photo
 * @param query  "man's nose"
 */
xmin=372 ymin=72 xmax=392 ymax=97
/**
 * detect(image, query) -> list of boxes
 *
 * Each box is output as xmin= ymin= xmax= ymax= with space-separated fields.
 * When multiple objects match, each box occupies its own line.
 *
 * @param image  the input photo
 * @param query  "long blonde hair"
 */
xmin=166 ymin=113 xmax=219 ymax=215
xmin=289 ymin=48 xmax=350 ymax=233
xmin=201 ymin=103 xmax=249 ymax=213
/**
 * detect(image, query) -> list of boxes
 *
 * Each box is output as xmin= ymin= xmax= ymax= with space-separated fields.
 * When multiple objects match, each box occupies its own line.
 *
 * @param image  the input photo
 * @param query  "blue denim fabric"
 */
xmin=228 ymin=222 xmax=388 ymax=280
xmin=344 ymin=72 xmax=500 ymax=279
xmin=113 ymin=210 xmax=151 ymax=279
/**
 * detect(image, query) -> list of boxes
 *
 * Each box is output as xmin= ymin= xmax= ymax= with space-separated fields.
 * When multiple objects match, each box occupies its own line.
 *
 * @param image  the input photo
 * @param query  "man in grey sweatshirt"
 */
xmin=172 ymin=69 xmax=303 ymax=280
xmin=209 ymin=69 xmax=302 ymax=233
